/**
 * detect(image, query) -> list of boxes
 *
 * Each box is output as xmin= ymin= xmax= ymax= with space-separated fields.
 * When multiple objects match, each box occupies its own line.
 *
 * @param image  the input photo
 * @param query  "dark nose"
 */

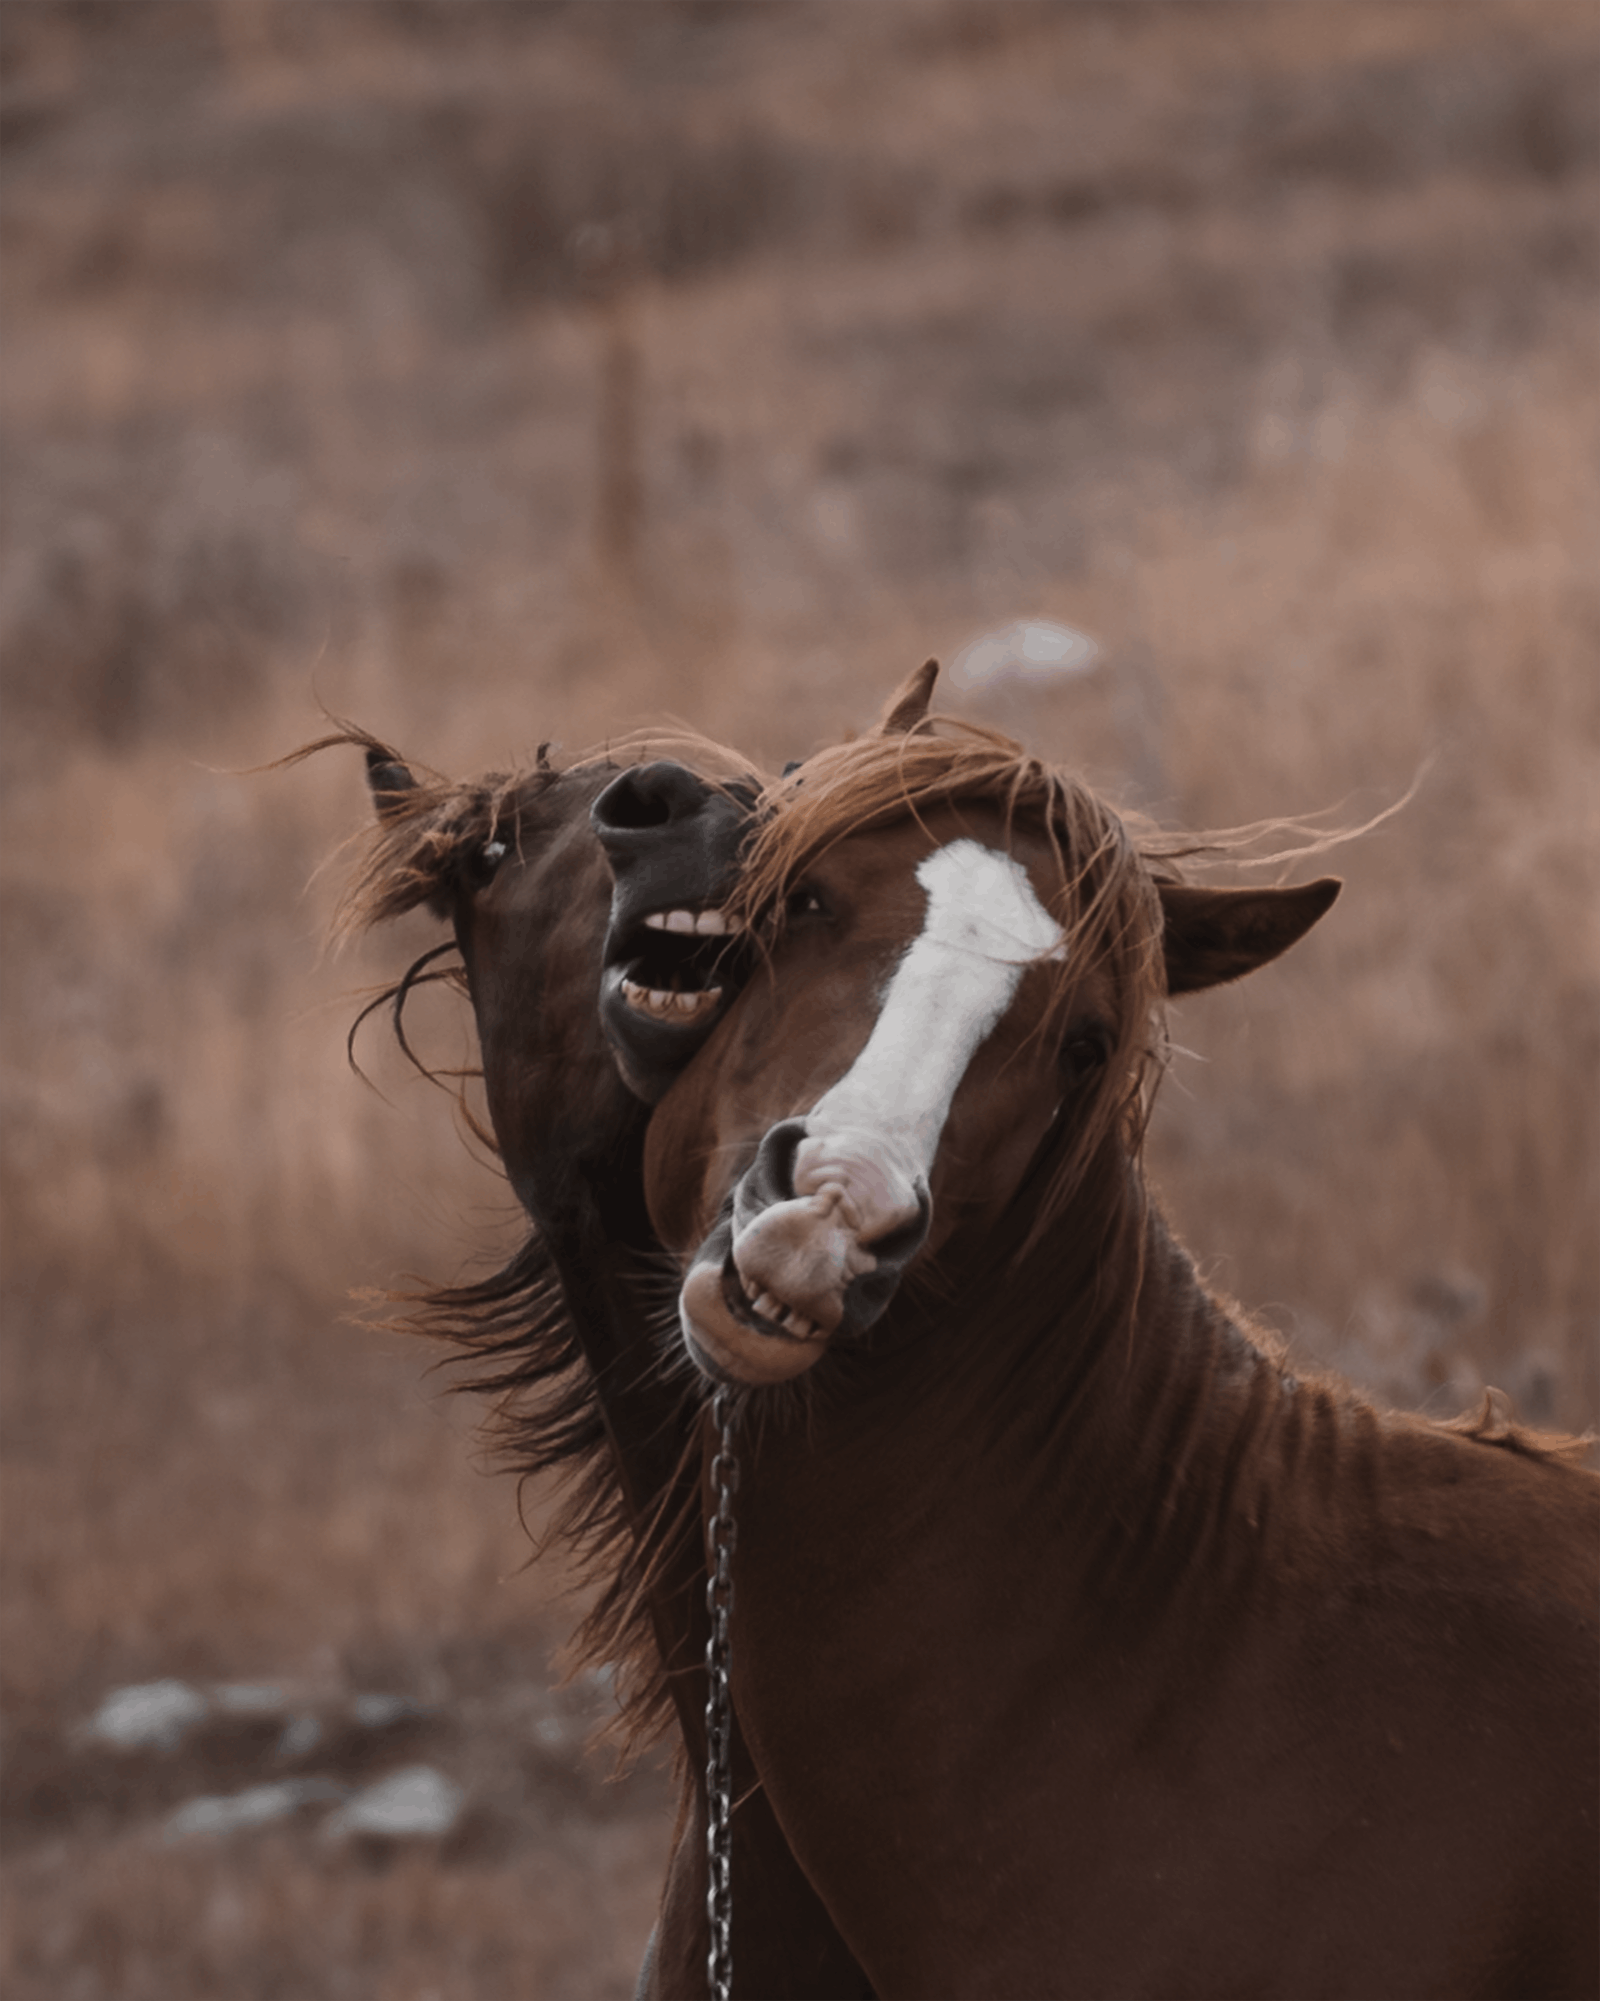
xmin=592 ymin=762 xmax=721 ymax=857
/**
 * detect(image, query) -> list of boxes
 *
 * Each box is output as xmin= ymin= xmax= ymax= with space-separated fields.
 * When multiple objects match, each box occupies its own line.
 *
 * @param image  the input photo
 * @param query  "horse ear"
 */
xmin=365 ymin=745 xmax=418 ymax=822
xmin=876 ymin=658 xmax=940 ymax=735
xmin=1159 ymin=878 xmax=1341 ymax=996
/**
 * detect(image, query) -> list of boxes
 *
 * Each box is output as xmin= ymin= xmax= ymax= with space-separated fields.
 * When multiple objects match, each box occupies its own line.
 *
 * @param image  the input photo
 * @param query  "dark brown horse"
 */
xmin=644 ymin=705 xmax=1600 ymax=1998
xmin=302 ymin=696 xmax=930 ymax=1997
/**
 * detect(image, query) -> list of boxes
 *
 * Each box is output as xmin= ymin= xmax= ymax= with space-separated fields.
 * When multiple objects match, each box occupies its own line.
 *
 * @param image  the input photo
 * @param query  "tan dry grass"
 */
xmin=2 ymin=1818 xmax=665 ymax=2001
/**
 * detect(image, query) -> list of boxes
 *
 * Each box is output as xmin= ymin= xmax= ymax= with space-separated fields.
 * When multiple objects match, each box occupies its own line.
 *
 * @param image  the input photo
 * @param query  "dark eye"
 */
xmin=785 ymin=886 xmax=826 ymax=921
xmin=1061 ymin=1026 xmax=1112 ymax=1087
xmin=461 ymin=839 xmax=507 ymax=893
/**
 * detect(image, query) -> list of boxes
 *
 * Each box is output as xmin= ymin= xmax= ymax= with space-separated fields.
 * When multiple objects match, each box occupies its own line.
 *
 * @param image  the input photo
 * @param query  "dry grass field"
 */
xmin=2 ymin=3 xmax=1596 ymax=1995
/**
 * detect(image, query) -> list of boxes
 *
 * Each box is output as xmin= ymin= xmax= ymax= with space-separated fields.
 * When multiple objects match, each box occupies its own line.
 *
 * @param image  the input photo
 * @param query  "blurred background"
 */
xmin=2 ymin=3 xmax=1595 ymax=1994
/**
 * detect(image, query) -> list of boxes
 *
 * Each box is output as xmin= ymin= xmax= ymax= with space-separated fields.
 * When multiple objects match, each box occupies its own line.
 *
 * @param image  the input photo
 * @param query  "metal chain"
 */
xmin=704 ymin=1385 xmax=739 ymax=2001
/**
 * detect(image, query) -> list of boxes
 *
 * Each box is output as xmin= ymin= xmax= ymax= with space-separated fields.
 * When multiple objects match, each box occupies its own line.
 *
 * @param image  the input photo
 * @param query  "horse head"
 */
xmin=645 ymin=700 xmax=1340 ymax=1386
xmin=356 ymin=734 xmax=763 ymax=1232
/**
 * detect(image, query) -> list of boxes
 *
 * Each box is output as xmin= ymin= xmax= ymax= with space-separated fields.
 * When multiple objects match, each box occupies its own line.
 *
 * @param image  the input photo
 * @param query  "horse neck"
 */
xmin=1041 ymin=1196 xmax=1291 ymax=1595
xmin=993 ymin=1179 xmax=1285 ymax=1561
xmin=788 ymin=1135 xmax=1288 ymax=1603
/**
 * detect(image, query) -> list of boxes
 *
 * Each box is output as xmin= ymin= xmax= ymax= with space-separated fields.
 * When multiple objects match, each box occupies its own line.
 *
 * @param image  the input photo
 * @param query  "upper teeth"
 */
xmin=642 ymin=908 xmax=737 ymax=936
xmin=621 ymin=981 xmax=724 ymax=1020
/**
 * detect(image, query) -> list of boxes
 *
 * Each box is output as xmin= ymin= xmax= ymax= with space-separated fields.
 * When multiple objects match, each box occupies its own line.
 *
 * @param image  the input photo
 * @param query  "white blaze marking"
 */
xmin=804 ymin=840 xmax=1064 ymax=1173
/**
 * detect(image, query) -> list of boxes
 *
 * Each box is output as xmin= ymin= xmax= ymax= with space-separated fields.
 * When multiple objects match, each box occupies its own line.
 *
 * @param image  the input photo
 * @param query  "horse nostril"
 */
xmin=592 ymin=762 xmax=715 ymax=840
xmin=738 ymin=1120 xmax=807 ymax=1215
xmin=861 ymin=1187 xmax=931 ymax=1267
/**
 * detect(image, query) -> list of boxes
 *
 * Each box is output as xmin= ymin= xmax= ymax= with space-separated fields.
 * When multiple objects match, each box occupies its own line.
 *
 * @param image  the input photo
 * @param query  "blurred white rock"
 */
xmin=351 ymin=1692 xmax=421 ymax=1729
xmin=164 ymin=1778 xmax=342 ymax=1842
xmin=949 ymin=620 xmax=1099 ymax=692
xmin=323 ymin=1765 xmax=463 ymax=1840
xmin=86 ymin=1680 xmax=209 ymax=1752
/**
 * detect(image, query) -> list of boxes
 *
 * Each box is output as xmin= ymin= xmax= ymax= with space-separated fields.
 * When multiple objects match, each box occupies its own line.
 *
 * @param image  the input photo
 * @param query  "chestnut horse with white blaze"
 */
xmin=644 ymin=701 xmax=1600 ymax=1999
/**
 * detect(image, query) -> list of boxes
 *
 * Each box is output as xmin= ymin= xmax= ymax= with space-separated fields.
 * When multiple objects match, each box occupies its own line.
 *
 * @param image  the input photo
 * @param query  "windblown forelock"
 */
xmin=731 ymin=718 xmax=1171 ymax=1250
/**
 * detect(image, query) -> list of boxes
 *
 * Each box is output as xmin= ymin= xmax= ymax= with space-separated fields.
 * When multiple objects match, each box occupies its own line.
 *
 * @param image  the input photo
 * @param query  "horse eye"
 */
xmin=785 ymin=886 xmax=826 ymax=921
xmin=462 ymin=839 xmax=507 ymax=892
xmin=1061 ymin=1027 xmax=1112 ymax=1086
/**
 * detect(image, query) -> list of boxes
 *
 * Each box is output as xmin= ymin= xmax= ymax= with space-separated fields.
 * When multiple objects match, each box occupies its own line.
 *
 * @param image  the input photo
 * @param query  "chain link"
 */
xmin=705 ymin=1385 xmax=739 ymax=2001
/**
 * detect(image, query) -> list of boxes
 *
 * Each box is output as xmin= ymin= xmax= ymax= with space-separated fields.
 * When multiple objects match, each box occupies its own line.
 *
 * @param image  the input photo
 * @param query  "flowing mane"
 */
xmin=386 ymin=1233 xmax=696 ymax=1757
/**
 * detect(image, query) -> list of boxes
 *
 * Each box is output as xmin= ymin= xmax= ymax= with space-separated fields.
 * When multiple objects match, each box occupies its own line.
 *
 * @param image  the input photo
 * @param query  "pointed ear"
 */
xmin=365 ymin=745 xmax=418 ymax=822
xmin=876 ymin=658 xmax=939 ymax=735
xmin=1159 ymin=878 xmax=1341 ymax=996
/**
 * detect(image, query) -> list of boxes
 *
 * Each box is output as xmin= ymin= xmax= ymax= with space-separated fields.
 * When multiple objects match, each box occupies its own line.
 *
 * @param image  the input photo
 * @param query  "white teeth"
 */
xmin=621 ymin=979 xmax=722 ymax=1021
xmin=744 ymin=1289 xmax=819 ymax=1341
xmin=641 ymin=908 xmax=738 ymax=936
xmin=620 ymin=978 xmax=674 ymax=1017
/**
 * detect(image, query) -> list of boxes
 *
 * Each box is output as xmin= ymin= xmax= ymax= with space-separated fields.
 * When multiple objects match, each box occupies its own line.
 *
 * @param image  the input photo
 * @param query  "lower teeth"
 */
xmin=621 ymin=979 xmax=721 ymax=1019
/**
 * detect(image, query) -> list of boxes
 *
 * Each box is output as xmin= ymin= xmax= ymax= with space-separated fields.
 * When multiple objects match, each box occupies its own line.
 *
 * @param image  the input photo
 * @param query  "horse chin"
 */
xmin=680 ymin=1246 xmax=831 ymax=1386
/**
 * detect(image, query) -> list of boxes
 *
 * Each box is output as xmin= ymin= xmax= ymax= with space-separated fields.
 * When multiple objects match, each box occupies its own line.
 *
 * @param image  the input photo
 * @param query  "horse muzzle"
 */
xmin=592 ymin=761 xmax=759 ymax=1103
xmin=678 ymin=1118 xmax=932 ymax=1384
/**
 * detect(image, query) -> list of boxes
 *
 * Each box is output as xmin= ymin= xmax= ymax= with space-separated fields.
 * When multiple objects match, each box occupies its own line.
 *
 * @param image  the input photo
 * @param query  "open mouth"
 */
xmin=599 ymin=903 xmax=755 ymax=1099
xmin=589 ymin=759 xmax=764 ymax=1103
xmin=678 ymin=1233 xmax=830 ymax=1386
xmin=718 ymin=1253 xmax=825 ymax=1346
xmin=680 ymin=1262 xmax=826 ymax=1386
xmin=612 ymin=905 xmax=746 ymax=1022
